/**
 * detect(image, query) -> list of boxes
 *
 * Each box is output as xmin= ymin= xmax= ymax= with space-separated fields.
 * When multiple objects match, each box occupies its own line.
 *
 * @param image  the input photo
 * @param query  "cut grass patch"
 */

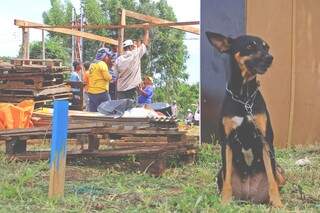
xmin=0 ymin=144 xmax=319 ymax=212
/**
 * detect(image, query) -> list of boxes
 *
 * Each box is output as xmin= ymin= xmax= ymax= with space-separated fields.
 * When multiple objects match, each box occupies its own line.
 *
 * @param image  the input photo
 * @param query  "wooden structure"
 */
xmin=116 ymin=9 xmax=199 ymax=54
xmin=14 ymin=9 xmax=199 ymax=59
xmin=1 ymin=113 xmax=198 ymax=176
xmin=201 ymin=0 xmax=320 ymax=147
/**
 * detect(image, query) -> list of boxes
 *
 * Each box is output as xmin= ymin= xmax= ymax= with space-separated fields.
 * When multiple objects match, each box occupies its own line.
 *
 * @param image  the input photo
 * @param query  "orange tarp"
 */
xmin=0 ymin=100 xmax=34 ymax=129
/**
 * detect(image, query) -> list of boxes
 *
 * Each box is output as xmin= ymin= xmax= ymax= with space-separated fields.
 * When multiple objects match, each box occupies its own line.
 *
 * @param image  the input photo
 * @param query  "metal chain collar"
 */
xmin=225 ymin=84 xmax=259 ymax=116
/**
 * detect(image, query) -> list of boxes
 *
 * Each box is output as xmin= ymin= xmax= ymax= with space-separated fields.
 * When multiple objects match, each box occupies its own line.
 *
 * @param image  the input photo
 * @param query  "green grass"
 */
xmin=0 ymin=144 xmax=320 ymax=212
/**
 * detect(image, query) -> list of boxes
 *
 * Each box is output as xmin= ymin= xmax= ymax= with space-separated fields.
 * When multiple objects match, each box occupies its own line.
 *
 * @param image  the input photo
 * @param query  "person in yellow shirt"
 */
xmin=87 ymin=48 xmax=113 ymax=112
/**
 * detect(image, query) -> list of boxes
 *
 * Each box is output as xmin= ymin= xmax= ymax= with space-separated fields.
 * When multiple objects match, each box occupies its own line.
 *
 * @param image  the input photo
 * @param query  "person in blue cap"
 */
xmin=87 ymin=47 xmax=114 ymax=112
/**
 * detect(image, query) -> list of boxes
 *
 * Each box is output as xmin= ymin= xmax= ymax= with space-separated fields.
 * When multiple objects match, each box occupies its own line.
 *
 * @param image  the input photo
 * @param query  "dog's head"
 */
xmin=206 ymin=32 xmax=273 ymax=77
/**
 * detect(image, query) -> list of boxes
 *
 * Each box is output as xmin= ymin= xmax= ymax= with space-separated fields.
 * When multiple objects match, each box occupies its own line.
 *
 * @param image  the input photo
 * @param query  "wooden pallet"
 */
xmin=11 ymin=58 xmax=63 ymax=67
xmin=1 ymin=120 xmax=198 ymax=176
xmin=0 ymin=73 xmax=64 ymax=90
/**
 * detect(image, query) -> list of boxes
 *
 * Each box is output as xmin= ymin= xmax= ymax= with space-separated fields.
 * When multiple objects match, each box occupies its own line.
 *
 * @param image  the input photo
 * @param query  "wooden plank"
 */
xmin=118 ymin=9 xmax=126 ymax=54
xmin=20 ymin=21 xmax=200 ymax=30
xmin=15 ymin=19 xmax=118 ymax=46
xmin=42 ymin=30 xmax=45 ymax=60
xmin=125 ymin=10 xmax=200 ymax=35
xmin=22 ymin=28 xmax=30 ymax=59
xmin=7 ymin=147 xmax=197 ymax=161
xmin=48 ymin=100 xmax=69 ymax=198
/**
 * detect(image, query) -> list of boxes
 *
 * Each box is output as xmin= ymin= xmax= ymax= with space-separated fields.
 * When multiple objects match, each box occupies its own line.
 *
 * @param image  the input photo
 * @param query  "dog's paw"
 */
xmin=270 ymin=198 xmax=283 ymax=208
xmin=221 ymin=186 xmax=232 ymax=204
xmin=269 ymin=187 xmax=283 ymax=208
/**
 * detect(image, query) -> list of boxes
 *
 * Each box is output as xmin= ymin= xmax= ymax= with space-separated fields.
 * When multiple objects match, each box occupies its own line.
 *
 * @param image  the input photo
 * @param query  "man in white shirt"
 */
xmin=114 ymin=26 xmax=149 ymax=100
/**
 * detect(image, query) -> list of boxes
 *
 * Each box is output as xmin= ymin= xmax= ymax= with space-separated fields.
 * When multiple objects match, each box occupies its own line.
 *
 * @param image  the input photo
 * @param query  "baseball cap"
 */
xmin=123 ymin=39 xmax=134 ymax=48
xmin=95 ymin=47 xmax=113 ymax=60
xmin=145 ymin=76 xmax=153 ymax=83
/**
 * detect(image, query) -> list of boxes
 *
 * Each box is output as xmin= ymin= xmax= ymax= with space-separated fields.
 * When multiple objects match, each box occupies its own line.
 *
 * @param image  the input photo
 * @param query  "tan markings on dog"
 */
xmin=222 ymin=145 xmax=233 ymax=204
xmin=262 ymin=143 xmax=283 ymax=207
xmin=251 ymin=113 xmax=267 ymax=136
xmin=234 ymin=52 xmax=254 ymax=82
xmin=222 ymin=116 xmax=244 ymax=136
xmin=242 ymin=148 xmax=254 ymax=166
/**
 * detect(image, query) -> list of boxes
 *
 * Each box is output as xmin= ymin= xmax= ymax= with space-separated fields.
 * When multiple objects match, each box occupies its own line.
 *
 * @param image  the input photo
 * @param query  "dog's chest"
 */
xmin=226 ymin=115 xmax=264 ymax=172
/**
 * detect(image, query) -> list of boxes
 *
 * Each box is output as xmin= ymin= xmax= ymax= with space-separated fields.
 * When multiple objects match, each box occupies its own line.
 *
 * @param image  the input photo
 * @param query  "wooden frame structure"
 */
xmin=14 ymin=9 xmax=199 ymax=59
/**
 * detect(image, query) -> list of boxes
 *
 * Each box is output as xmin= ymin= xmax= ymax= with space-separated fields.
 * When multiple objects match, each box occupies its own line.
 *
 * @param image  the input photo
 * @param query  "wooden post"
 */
xmin=22 ymin=27 xmax=30 ymax=59
xmin=48 ymin=100 xmax=69 ymax=198
xmin=118 ymin=9 xmax=126 ymax=55
xmin=42 ymin=30 xmax=45 ymax=61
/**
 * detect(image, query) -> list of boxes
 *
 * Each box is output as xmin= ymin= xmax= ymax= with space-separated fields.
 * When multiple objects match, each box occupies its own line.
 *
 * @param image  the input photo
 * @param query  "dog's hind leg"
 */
xmin=262 ymin=143 xmax=283 ymax=208
xmin=221 ymin=145 xmax=233 ymax=204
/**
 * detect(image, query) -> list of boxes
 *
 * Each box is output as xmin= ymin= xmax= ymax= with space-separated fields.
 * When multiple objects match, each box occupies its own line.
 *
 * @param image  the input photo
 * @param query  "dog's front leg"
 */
xmin=253 ymin=113 xmax=283 ymax=207
xmin=262 ymin=143 xmax=283 ymax=207
xmin=221 ymin=116 xmax=238 ymax=204
xmin=221 ymin=144 xmax=233 ymax=204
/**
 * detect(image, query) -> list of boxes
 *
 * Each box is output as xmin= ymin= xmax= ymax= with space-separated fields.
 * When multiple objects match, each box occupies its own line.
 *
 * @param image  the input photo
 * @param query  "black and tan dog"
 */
xmin=206 ymin=32 xmax=285 ymax=207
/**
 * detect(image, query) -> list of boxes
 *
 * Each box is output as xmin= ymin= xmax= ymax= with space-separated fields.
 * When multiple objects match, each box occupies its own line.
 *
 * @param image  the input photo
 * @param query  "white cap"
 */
xmin=123 ymin=39 xmax=134 ymax=48
xmin=187 ymin=109 xmax=192 ymax=112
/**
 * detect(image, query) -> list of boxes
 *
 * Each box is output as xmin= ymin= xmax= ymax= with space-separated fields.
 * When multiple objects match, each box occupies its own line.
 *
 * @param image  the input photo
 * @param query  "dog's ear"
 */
xmin=206 ymin=32 xmax=232 ymax=53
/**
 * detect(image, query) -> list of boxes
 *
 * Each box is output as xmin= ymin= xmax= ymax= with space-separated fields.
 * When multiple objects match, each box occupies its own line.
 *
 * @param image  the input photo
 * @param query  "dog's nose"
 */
xmin=265 ymin=55 xmax=273 ymax=64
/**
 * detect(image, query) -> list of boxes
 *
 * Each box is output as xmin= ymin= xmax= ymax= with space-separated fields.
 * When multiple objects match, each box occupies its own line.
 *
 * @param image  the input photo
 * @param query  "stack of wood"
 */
xmin=0 ymin=114 xmax=198 ymax=176
xmin=0 ymin=59 xmax=71 ymax=104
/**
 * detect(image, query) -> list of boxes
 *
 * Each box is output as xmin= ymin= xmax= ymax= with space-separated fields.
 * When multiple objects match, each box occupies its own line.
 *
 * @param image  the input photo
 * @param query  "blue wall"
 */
xmin=200 ymin=0 xmax=246 ymax=142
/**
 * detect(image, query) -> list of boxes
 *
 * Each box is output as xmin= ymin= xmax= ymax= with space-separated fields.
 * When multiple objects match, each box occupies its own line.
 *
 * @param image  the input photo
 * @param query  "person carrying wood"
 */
xmin=113 ymin=25 xmax=150 ymax=100
xmin=87 ymin=47 xmax=113 ymax=112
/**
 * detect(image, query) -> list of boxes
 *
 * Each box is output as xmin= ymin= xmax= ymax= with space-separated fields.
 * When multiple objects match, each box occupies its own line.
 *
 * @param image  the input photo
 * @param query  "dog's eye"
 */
xmin=262 ymin=42 xmax=269 ymax=50
xmin=246 ymin=41 xmax=257 ymax=50
xmin=246 ymin=44 xmax=254 ymax=50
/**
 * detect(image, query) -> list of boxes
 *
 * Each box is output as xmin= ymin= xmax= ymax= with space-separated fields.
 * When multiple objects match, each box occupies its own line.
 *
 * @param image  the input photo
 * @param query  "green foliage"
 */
xmin=87 ymin=0 xmax=193 ymax=105
xmin=41 ymin=0 xmax=198 ymax=107
xmin=28 ymin=38 xmax=70 ymax=64
xmin=0 ymin=56 xmax=13 ymax=62
xmin=42 ymin=0 xmax=73 ymax=62
xmin=154 ymin=82 xmax=199 ymax=118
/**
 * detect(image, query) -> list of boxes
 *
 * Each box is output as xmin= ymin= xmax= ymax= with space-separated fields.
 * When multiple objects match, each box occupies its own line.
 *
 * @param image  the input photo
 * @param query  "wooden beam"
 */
xmin=21 ymin=21 xmax=200 ymax=30
xmin=48 ymin=100 xmax=69 ymax=198
xmin=42 ymin=30 xmax=45 ymax=60
xmin=118 ymin=9 xmax=126 ymax=54
xmin=125 ymin=9 xmax=200 ymax=35
xmin=15 ymin=19 xmax=118 ymax=46
xmin=22 ymin=27 xmax=30 ymax=59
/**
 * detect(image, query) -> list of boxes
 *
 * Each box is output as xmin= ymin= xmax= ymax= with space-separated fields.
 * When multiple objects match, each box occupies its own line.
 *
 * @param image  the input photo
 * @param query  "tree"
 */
xmin=28 ymin=38 xmax=70 ymax=64
xmin=41 ymin=0 xmax=198 ymax=110
xmin=98 ymin=0 xmax=190 ymax=101
xmin=42 ymin=0 xmax=74 ymax=63
xmin=154 ymin=82 xmax=199 ymax=118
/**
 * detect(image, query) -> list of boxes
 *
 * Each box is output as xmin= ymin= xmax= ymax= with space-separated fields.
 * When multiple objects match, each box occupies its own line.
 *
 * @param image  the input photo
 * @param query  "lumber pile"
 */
xmin=0 ymin=59 xmax=71 ymax=104
xmin=0 ymin=116 xmax=198 ymax=176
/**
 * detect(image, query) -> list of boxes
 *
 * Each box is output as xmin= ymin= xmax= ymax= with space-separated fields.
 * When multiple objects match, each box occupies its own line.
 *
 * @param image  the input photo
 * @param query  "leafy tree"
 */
xmin=81 ymin=0 xmax=109 ymax=61
xmin=42 ymin=0 xmax=74 ymax=64
xmin=154 ymin=82 xmax=199 ymax=118
xmin=41 ymin=0 xmax=198 ymax=112
xmin=28 ymin=38 xmax=70 ymax=64
xmin=98 ymin=0 xmax=190 ymax=101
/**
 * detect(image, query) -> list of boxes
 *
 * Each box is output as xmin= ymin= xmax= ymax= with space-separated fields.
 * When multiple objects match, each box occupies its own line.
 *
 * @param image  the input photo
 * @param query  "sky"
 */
xmin=0 ymin=0 xmax=199 ymax=83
